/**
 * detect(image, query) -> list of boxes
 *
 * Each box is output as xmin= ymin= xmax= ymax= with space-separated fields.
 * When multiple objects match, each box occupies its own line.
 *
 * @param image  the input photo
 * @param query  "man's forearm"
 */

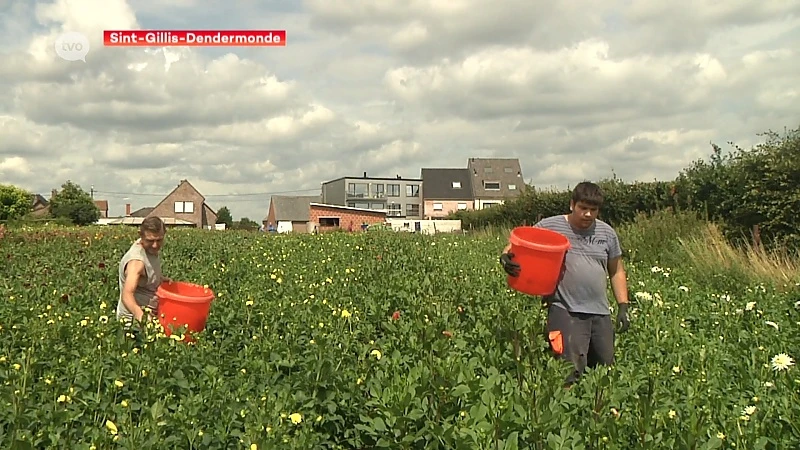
xmin=122 ymin=292 xmax=144 ymax=320
xmin=610 ymin=272 xmax=629 ymax=304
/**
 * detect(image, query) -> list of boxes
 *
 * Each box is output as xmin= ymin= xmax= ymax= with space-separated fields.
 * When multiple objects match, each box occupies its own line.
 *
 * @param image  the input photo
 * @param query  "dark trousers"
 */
xmin=545 ymin=303 xmax=615 ymax=385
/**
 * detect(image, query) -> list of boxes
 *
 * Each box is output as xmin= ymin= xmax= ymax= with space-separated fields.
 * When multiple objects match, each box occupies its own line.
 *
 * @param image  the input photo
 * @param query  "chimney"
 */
xmin=363 ymin=171 xmax=367 ymax=178
xmin=126 ymin=203 xmax=131 ymax=216
xmin=50 ymin=189 xmax=57 ymax=200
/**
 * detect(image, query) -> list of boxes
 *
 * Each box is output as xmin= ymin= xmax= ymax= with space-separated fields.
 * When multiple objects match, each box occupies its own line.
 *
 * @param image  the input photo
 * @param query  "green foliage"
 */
xmin=48 ymin=181 xmax=100 ymax=226
xmin=1 ymin=226 xmax=798 ymax=448
xmin=232 ymin=217 xmax=259 ymax=231
xmin=0 ymin=184 xmax=31 ymax=221
xmin=216 ymin=206 xmax=233 ymax=228
xmin=455 ymin=125 xmax=800 ymax=250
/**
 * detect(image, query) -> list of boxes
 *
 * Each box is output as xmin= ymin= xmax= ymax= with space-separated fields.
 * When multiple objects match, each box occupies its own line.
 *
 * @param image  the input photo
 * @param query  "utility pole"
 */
xmin=91 ymin=185 xmax=94 ymax=199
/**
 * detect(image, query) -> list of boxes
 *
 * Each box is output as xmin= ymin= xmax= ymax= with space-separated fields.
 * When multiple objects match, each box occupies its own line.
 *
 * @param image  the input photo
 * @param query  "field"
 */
xmin=1 ymin=220 xmax=799 ymax=449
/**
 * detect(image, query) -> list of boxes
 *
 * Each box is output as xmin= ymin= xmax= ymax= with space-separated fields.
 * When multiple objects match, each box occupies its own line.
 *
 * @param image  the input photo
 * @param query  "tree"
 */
xmin=216 ymin=206 xmax=233 ymax=228
xmin=0 ymin=184 xmax=31 ymax=221
xmin=49 ymin=181 xmax=100 ymax=226
xmin=235 ymin=217 xmax=259 ymax=231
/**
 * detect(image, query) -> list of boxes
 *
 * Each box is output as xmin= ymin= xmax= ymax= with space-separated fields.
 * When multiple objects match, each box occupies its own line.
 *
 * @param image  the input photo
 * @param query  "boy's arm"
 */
xmin=607 ymin=256 xmax=629 ymax=304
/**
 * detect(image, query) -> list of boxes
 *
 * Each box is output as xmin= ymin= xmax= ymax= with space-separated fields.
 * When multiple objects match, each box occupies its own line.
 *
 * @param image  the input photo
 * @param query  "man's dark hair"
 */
xmin=571 ymin=181 xmax=604 ymax=207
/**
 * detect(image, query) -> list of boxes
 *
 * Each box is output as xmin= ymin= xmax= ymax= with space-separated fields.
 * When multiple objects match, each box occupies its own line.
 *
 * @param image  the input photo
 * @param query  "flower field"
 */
xmin=1 ymin=225 xmax=798 ymax=449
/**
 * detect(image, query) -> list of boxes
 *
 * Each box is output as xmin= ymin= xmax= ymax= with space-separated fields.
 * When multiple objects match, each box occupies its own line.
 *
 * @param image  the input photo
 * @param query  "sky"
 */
xmin=1 ymin=0 xmax=798 ymax=220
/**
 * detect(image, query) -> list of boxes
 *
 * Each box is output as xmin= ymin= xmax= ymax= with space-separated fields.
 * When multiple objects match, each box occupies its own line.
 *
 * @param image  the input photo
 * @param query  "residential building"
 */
xmin=94 ymin=200 xmax=109 ymax=218
xmin=264 ymin=195 xmax=320 ymax=233
xmin=110 ymin=179 xmax=218 ymax=228
xmin=30 ymin=194 xmax=49 ymax=217
xmin=309 ymin=203 xmax=386 ymax=232
xmin=467 ymin=158 xmax=525 ymax=209
xmin=262 ymin=195 xmax=386 ymax=233
xmin=420 ymin=168 xmax=475 ymax=219
xmin=320 ymin=172 xmax=423 ymax=218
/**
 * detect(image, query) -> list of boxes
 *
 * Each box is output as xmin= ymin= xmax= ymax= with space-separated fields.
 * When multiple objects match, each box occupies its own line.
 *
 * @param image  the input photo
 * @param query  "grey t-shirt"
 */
xmin=534 ymin=215 xmax=622 ymax=315
xmin=116 ymin=238 xmax=163 ymax=325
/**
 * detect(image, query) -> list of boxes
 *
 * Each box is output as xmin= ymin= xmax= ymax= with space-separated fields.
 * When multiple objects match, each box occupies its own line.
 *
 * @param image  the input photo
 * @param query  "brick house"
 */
xmin=420 ymin=168 xmax=475 ymax=219
xmin=310 ymin=203 xmax=386 ymax=232
xmin=141 ymin=180 xmax=218 ymax=228
xmin=30 ymin=194 xmax=50 ymax=217
xmin=94 ymin=200 xmax=109 ymax=218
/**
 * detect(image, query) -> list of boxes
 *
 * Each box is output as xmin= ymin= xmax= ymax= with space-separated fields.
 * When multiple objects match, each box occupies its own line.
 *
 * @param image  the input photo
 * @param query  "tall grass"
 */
xmin=679 ymin=223 xmax=799 ymax=291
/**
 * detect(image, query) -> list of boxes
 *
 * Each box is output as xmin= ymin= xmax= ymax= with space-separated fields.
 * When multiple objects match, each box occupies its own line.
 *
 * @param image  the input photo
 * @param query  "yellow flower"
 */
xmin=341 ymin=309 xmax=351 ymax=318
xmin=370 ymin=350 xmax=382 ymax=360
xmin=289 ymin=413 xmax=302 ymax=424
xmin=121 ymin=400 xmax=129 ymax=407
xmin=250 ymin=444 xmax=257 ymax=450
xmin=114 ymin=380 xmax=124 ymax=388
xmin=105 ymin=420 xmax=118 ymax=435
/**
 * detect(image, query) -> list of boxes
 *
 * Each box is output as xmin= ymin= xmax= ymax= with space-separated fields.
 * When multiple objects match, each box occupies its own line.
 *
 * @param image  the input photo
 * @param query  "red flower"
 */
xmin=98 ymin=262 xmax=106 ymax=269
xmin=391 ymin=311 xmax=400 ymax=321
xmin=442 ymin=330 xmax=453 ymax=338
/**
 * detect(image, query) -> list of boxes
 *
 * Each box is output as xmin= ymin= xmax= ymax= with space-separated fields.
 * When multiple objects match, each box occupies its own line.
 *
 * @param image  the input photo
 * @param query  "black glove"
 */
xmin=500 ymin=252 xmax=520 ymax=277
xmin=616 ymin=303 xmax=630 ymax=332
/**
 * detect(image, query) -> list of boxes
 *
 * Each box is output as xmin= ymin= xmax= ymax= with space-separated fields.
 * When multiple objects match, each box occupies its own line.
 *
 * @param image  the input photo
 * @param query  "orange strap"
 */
xmin=548 ymin=330 xmax=563 ymax=355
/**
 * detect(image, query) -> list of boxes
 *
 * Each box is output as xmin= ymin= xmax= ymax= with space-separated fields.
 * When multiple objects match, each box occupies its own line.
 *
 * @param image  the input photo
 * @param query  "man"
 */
xmin=500 ymin=181 xmax=630 ymax=386
xmin=117 ymin=217 xmax=172 ymax=330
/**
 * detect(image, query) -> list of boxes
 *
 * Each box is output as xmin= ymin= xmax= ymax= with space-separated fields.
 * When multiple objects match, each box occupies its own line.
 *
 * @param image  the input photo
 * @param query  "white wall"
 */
xmin=385 ymin=219 xmax=461 ymax=234
xmin=277 ymin=221 xmax=294 ymax=233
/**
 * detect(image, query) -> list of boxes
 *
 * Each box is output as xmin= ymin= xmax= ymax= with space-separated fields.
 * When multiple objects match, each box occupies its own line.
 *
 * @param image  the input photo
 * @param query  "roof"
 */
xmin=130 ymin=207 xmax=154 ymax=217
xmin=107 ymin=217 xmax=196 ymax=225
xmin=31 ymin=194 xmax=48 ymax=206
xmin=271 ymin=195 xmax=319 ymax=221
xmin=310 ymin=203 xmax=387 ymax=215
xmin=467 ymin=157 xmax=525 ymax=198
xmin=322 ymin=175 xmax=423 ymax=184
xmin=94 ymin=200 xmax=108 ymax=210
xmin=420 ymin=168 xmax=474 ymax=200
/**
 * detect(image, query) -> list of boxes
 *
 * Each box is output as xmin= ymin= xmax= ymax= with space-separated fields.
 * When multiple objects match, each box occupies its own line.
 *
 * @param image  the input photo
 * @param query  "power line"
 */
xmin=92 ymin=187 xmax=320 ymax=198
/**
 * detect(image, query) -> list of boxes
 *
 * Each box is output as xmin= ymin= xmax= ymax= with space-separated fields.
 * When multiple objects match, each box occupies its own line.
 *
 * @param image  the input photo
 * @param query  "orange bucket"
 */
xmin=506 ymin=226 xmax=570 ymax=296
xmin=156 ymin=281 xmax=215 ymax=342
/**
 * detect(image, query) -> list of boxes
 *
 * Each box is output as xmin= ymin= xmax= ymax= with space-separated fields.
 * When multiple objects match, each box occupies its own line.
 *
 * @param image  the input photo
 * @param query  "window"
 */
xmin=484 ymin=181 xmax=501 ymax=190
xmin=387 ymin=203 xmax=402 ymax=216
xmin=372 ymin=184 xmax=385 ymax=197
xmin=348 ymin=182 xmax=368 ymax=197
xmin=504 ymin=167 xmax=514 ymax=173
xmin=174 ymin=201 xmax=194 ymax=213
xmin=406 ymin=204 xmax=420 ymax=216
xmin=484 ymin=167 xmax=493 ymax=173
xmin=452 ymin=181 xmax=461 ymax=189
xmin=508 ymin=184 xmax=517 ymax=190
xmin=433 ymin=203 xmax=443 ymax=211
xmin=348 ymin=202 xmax=369 ymax=209
xmin=458 ymin=203 xmax=467 ymax=210
xmin=406 ymin=184 xmax=420 ymax=197
xmin=387 ymin=184 xmax=400 ymax=197
xmin=371 ymin=203 xmax=384 ymax=210
xmin=319 ymin=217 xmax=339 ymax=227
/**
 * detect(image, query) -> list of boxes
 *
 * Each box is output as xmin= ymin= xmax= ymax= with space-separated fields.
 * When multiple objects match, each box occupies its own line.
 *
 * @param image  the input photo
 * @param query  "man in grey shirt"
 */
xmin=500 ymin=182 xmax=630 ymax=386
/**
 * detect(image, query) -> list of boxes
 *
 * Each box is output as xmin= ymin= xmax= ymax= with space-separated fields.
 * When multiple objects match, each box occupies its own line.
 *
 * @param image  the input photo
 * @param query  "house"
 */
xmin=309 ymin=203 xmax=386 ymax=232
xmin=420 ymin=168 xmax=475 ymax=219
xmin=30 ymin=194 xmax=50 ymax=217
xmin=94 ymin=200 xmax=109 ymax=218
xmin=263 ymin=195 xmax=387 ymax=233
xmin=264 ymin=195 xmax=320 ymax=233
xmin=109 ymin=180 xmax=217 ymax=228
xmin=467 ymin=158 xmax=525 ymax=209
xmin=321 ymin=172 xmax=423 ymax=219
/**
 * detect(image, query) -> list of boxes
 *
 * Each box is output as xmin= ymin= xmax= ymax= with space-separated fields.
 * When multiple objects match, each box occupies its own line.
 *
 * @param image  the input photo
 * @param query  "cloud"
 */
xmin=0 ymin=0 xmax=797 ymax=219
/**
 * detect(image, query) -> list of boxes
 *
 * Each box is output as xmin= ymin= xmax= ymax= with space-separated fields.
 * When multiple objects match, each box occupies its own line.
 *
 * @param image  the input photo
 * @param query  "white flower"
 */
xmin=634 ymin=292 xmax=653 ymax=301
xmin=764 ymin=321 xmax=779 ymax=330
xmin=745 ymin=302 xmax=756 ymax=311
xmin=771 ymin=353 xmax=794 ymax=371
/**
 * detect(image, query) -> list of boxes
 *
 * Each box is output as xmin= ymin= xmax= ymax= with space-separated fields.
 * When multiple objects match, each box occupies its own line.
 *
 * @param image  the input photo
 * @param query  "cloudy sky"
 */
xmin=1 ymin=0 xmax=798 ymax=220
